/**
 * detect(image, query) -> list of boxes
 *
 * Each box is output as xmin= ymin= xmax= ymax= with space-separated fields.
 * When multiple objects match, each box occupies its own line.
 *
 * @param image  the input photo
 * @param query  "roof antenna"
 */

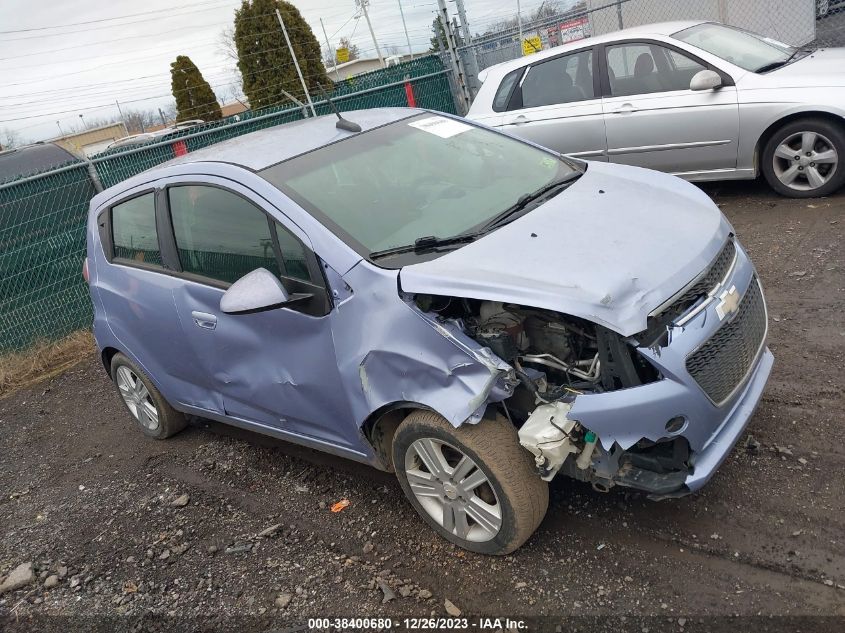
xmin=316 ymin=83 xmax=362 ymax=133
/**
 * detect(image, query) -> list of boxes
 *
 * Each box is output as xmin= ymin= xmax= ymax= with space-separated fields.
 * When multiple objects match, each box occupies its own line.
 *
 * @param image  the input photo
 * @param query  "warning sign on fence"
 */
xmin=521 ymin=35 xmax=542 ymax=56
xmin=336 ymin=47 xmax=350 ymax=63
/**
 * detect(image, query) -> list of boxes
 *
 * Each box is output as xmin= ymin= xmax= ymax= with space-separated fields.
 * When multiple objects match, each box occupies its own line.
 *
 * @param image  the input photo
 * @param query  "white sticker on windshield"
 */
xmin=408 ymin=116 xmax=473 ymax=138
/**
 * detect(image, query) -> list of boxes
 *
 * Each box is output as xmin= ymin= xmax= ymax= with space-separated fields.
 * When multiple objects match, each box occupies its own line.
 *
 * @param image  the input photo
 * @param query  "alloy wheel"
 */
xmin=116 ymin=365 xmax=160 ymax=431
xmin=404 ymin=438 xmax=502 ymax=543
xmin=772 ymin=131 xmax=838 ymax=192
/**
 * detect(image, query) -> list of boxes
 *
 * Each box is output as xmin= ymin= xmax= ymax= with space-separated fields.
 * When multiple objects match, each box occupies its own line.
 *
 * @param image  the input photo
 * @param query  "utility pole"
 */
xmin=616 ymin=0 xmax=624 ymax=29
xmin=454 ymin=0 xmax=480 ymax=96
xmin=275 ymin=7 xmax=317 ymax=117
xmin=397 ymin=0 xmax=414 ymax=60
xmin=56 ymin=121 xmax=64 ymax=136
xmin=320 ymin=17 xmax=340 ymax=80
xmin=517 ymin=0 xmax=523 ymax=51
xmin=78 ymin=113 xmax=86 ymax=130
xmin=436 ymin=0 xmax=472 ymax=113
xmin=158 ymin=108 xmax=167 ymax=126
xmin=356 ymin=0 xmax=385 ymax=68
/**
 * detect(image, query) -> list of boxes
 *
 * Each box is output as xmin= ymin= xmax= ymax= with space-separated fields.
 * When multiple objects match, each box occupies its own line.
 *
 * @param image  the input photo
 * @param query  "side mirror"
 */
xmin=690 ymin=69 xmax=723 ymax=91
xmin=220 ymin=268 xmax=289 ymax=314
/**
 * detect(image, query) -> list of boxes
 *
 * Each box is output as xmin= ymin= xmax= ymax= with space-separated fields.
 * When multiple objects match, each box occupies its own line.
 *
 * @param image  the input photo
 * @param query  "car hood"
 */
xmin=742 ymin=47 xmax=845 ymax=88
xmin=399 ymin=162 xmax=731 ymax=336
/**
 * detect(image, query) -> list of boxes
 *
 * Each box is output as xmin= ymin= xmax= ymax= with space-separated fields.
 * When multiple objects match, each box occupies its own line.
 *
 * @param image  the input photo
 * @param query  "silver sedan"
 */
xmin=467 ymin=21 xmax=845 ymax=197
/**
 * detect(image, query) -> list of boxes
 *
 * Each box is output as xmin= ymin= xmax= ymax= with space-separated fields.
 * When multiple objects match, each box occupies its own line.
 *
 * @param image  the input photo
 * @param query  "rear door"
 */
xmin=497 ymin=47 xmax=608 ymax=161
xmin=161 ymin=177 xmax=360 ymax=451
xmin=600 ymin=40 xmax=739 ymax=175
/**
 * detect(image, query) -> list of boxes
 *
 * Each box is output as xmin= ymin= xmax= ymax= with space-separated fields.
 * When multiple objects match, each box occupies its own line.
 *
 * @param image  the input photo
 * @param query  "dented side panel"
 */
xmin=332 ymin=263 xmax=514 ymax=431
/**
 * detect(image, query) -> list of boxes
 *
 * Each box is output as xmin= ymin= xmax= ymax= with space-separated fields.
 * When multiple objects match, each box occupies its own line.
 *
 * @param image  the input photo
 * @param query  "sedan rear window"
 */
xmin=260 ymin=114 xmax=579 ymax=259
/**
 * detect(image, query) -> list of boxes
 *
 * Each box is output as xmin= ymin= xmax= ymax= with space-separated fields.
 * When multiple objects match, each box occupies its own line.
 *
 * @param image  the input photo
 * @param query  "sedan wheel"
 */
xmin=116 ymin=365 xmax=160 ymax=431
xmin=772 ymin=131 xmax=838 ymax=192
xmin=763 ymin=118 xmax=845 ymax=198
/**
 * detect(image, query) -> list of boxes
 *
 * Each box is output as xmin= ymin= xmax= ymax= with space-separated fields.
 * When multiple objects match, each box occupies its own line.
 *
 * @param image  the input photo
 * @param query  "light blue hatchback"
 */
xmin=86 ymin=107 xmax=772 ymax=554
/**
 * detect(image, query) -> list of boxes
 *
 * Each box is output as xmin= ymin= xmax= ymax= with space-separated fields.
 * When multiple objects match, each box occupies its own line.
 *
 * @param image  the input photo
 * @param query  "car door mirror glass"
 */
xmin=220 ymin=268 xmax=289 ymax=314
xmin=690 ymin=69 xmax=722 ymax=91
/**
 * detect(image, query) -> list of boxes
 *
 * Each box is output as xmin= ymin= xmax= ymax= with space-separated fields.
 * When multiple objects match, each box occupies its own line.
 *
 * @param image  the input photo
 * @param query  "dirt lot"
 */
xmin=0 ymin=180 xmax=843 ymax=631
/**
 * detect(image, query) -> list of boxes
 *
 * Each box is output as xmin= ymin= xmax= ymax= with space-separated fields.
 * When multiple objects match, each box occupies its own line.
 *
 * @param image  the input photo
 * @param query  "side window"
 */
xmin=492 ymin=68 xmax=523 ymax=112
xmin=520 ymin=49 xmax=594 ymax=109
xmin=168 ymin=185 xmax=280 ymax=284
xmin=111 ymin=193 xmax=162 ymax=266
xmin=275 ymin=223 xmax=312 ymax=282
xmin=606 ymin=43 xmax=706 ymax=97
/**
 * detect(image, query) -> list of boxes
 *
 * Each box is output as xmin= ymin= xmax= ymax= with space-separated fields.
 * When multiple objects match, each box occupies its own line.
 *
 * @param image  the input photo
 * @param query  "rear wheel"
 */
xmin=110 ymin=353 xmax=187 ymax=439
xmin=392 ymin=410 xmax=548 ymax=555
xmin=762 ymin=118 xmax=845 ymax=197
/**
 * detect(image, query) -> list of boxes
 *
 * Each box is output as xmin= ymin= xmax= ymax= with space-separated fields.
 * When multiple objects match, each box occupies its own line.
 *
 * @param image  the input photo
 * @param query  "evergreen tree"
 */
xmin=170 ymin=56 xmax=223 ymax=122
xmin=234 ymin=0 xmax=329 ymax=110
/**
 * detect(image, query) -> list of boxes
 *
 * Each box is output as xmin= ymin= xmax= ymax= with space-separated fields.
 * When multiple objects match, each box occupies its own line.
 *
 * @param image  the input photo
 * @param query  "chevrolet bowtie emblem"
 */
xmin=715 ymin=285 xmax=741 ymax=321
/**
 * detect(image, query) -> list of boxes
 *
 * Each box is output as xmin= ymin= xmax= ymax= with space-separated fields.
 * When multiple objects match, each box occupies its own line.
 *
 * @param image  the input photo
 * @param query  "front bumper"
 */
xmin=566 ymin=239 xmax=772 ymax=496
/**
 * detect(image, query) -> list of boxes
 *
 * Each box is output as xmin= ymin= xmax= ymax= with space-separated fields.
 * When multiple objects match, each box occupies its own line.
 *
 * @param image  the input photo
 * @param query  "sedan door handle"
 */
xmin=612 ymin=103 xmax=637 ymax=114
xmin=508 ymin=114 xmax=530 ymax=125
xmin=191 ymin=311 xmax=217 ymax=330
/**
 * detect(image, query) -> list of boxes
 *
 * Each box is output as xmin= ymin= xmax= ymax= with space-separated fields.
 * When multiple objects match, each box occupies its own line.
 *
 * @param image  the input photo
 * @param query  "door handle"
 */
xmin=191 ymin=311 xmax=217 ymax=330
xmin=612 ymin=103 xmax=637 ymax=114
xmin=508 ymin=115 xmax=530 ymax=125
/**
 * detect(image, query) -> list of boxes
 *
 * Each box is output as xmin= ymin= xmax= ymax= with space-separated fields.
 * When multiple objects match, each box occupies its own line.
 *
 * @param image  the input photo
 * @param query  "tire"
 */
xmin=392 ymin=410 xmax=548 ymax=555
xmin=762 ymin=117 xmax=845 ymax=198
xmin=110 ymin=353 xmax=187 ymax=440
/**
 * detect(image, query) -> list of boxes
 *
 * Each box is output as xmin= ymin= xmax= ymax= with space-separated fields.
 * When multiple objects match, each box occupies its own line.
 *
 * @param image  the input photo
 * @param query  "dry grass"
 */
xmin=0 ymin=330 xmax=96 ymax=399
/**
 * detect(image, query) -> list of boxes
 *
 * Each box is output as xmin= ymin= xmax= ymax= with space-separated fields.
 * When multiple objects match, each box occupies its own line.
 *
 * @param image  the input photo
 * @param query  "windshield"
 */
xmin=674 ymin=23 xmax=796 ymax=72
xmin=260 ymin=114 xmax=579 ymax=260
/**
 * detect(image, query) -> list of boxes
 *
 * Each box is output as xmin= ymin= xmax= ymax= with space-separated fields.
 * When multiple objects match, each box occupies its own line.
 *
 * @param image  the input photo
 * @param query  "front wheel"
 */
xmin=762 ymin=118 xmax=845 ymax=197
xmin=393 ymin=410 xmax=548 ymax=555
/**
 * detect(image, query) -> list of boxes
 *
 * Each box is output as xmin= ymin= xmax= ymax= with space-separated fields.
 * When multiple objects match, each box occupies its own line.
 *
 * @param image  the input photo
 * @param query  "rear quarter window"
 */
xmin=492 ymin=68 xmax=523 ymax=112
xmin=111 ymin=193 xmax=162 ymax=266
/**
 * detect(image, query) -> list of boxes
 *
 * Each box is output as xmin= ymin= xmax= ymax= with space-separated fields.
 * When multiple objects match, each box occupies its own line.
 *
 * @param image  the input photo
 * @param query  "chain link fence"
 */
xmin=0 ymin=55 xmax=455 ymax=352
xmin=450 ymin=0 xmax=845 ymax=110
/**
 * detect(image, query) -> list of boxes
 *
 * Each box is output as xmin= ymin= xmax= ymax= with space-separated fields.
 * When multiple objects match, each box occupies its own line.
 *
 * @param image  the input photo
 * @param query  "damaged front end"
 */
xmin=410 ymin=294 xmax=690 ymax=496
xmin=410 ymin=256 xmax=772 ymax=500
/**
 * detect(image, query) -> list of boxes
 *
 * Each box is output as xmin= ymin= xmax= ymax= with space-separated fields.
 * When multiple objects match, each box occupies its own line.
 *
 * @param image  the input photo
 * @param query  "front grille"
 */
xmin=672 ymin=238 xmax=736 ymax=310
xmin=686 ymin=277 xmax=767 ymax=404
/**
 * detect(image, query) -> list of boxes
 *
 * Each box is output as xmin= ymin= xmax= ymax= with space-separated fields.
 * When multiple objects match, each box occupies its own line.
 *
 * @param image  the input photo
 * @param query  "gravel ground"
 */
xmin=0 ymin=179 xmax=843 ymax=632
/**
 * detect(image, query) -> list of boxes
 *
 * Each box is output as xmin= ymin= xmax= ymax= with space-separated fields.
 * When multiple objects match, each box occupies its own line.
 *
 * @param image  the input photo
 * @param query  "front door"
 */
xmin=163 ymin=179 xmax=359 ymax=451
xmin=498 ymin=47 xmax=608 ymax=161
xmin=601 ymin=41 xmax=739 ymax=175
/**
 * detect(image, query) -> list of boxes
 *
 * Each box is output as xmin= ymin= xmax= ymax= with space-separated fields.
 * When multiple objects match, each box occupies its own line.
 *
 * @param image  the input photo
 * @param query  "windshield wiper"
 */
xmin=369 ymin=233 xmax=482 ymax=260
xmin=368 ymin=170 xmax=582 ymax=261
xmin=479 ymin=171 xmax=582 ymax=233
xmin=756 ymin=48 xmax=811 ymax=73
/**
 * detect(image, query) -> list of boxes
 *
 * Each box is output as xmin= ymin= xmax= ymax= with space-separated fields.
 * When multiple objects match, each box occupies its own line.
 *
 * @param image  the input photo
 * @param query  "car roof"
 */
xmin=479 ymin=20 xmax=706 ymax=80
xmin=162 ymin=107 xmax=420 ymax=172
xmin=89 ymin=107 xmax=423 ymax=209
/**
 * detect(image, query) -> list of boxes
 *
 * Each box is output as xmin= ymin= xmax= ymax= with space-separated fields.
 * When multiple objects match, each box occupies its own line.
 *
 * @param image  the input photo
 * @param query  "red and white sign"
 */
xmin=548 ymin=16 xmax=591 ymax=47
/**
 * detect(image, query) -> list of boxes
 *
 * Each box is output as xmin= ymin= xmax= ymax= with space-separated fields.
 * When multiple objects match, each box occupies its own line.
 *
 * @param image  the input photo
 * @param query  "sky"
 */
xmin=0 ymin=0 xmax=554 ymax=144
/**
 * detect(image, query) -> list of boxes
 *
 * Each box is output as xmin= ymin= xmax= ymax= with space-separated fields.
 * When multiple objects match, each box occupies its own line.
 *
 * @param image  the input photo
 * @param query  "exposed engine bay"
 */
xmin=415 ymin=295 xmax=660 ymax=408
xmin=414 ymin=295 xmax=692 ymax=497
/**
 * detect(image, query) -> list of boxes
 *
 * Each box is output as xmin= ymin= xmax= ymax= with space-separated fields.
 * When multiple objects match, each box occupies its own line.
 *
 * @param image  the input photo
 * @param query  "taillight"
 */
xmin=82 ymin=257 xmax=89 ymax=283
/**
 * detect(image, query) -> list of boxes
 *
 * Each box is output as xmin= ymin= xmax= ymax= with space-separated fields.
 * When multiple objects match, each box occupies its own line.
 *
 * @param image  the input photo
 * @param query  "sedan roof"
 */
xmin=478 ymin=21 xmax=705 ymax=81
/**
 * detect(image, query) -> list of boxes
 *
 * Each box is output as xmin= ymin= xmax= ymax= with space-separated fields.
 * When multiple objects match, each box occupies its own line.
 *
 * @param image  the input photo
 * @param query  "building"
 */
xmin=327 ymin=55 xmax=415 ymax=81
xmin=51 ymin=123 xmax=129 ymax=158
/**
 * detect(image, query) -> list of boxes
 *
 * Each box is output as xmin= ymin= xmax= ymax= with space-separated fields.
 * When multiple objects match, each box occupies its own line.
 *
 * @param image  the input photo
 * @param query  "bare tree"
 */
xmin=0 ymin=127 xmax=23 ymax=150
